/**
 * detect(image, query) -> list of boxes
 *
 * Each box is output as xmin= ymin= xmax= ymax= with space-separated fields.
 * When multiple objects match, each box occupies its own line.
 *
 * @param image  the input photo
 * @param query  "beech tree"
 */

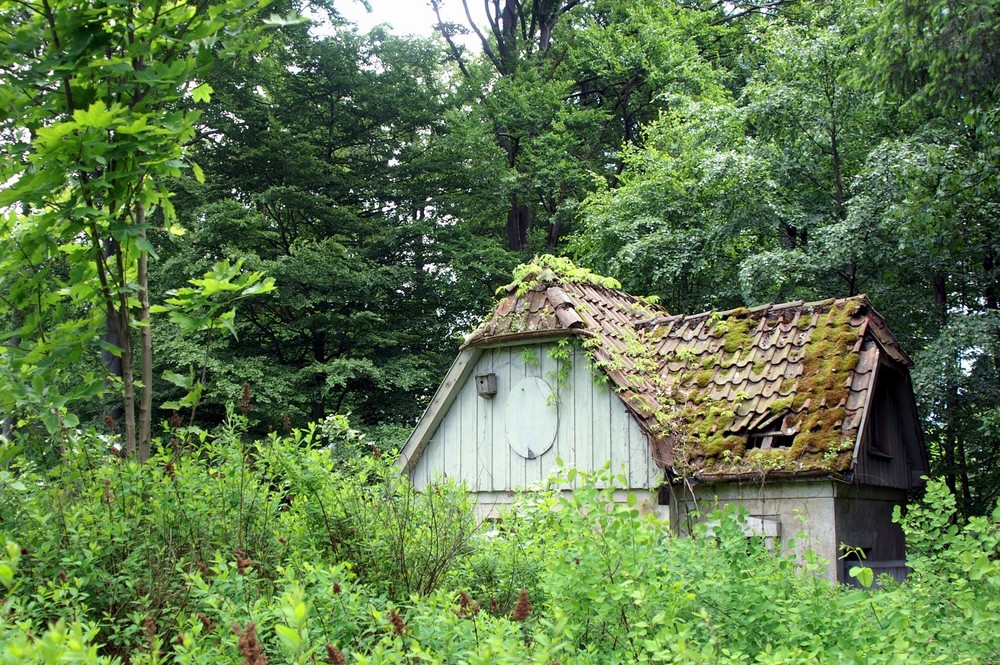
xmin=432 ymin=0 xmax=723 ymax=252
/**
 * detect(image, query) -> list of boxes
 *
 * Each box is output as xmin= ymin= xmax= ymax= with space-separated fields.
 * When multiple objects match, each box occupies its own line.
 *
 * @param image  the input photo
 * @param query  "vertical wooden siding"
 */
xmin=853 ymin=363 xmax=923 ymax=490
xmin=409 ymin=343 xmax=658 ymax=491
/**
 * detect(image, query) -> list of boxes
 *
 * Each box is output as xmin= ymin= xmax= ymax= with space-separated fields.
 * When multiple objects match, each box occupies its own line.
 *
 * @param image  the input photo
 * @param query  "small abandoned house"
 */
xmin=396 ymin=261 xmax=928 ymax=582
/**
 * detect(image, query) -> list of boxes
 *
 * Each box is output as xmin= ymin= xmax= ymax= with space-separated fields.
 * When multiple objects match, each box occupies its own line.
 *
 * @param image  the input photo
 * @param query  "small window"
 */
xmin=868 ymin=368 xmax=902 ymax=459
xmin=747 ymin=423 xmax=794 ymax=450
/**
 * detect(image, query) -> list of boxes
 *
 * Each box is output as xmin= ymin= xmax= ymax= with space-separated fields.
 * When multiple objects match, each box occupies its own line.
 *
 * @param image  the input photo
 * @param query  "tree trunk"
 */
xmin=101 ymin=239 xmax=126 ymax=426
xmin=120 ymin=311 xmax=137 ymax=458
xmin=2 ymin=331 xmax=19 ymax=441
xmin=829 ymin=123 xmax=847 ymax=222
xmin=137 ymin=203 xmax=152 ymax=462
xmin=507 ymin=197 xmax=531 ymax=251
xmin=311 ymin=330 xmax=327 ymax=420
xmin=932 ymin=272 xmax=958 ymax=496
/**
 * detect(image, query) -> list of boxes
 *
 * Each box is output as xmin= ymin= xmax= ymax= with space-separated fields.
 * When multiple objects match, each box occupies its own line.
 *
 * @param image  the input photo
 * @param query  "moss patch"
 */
xmin=694 ymin=369 xmax=714 ymax=389
xmin=674 ymin=299 xmax=866 ymax=478
xmin=769 ymin=396 xmax=794 ymax=414
xmin=723 ymin=318 xmax=755 ymax=354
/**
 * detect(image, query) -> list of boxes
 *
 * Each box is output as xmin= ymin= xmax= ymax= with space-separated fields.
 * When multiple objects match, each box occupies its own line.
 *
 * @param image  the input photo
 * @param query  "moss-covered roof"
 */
xmin=464 ymin=258 xmax=912 ymax=481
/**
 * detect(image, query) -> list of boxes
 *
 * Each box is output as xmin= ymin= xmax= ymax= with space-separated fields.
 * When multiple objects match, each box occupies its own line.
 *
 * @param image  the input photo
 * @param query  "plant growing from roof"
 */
xmin=500 ymin=255 xmax=622 ymax=297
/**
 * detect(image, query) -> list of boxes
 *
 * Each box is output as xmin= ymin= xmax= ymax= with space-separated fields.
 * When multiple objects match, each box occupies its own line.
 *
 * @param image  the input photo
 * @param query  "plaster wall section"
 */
xmin=471 ymin=488 xmax=667 ymax=522
xmin=670 ymin=480 xmax=840 ymax=581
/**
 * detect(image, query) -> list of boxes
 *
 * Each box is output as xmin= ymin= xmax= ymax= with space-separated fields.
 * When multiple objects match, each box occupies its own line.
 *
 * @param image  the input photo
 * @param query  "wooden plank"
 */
xmin=592 ymin=369 xmax=612 ymax=484
xmin=493 ymin=350 xmax=511 ymax=491
xmin=573 ymin=349 xmax=592 ymax=487
xmin=457 ymin=374 xmax=473 ymax=485
xmin=508 ymin=347 xmax=529 ymax=490
xmin=566 ymin=347 xmax=589 ymax=484
xmin=396 ymin=348 xmax=483 ymax=474
xmin=411 ymin=444 xmax=428 ymax=489
xmin=477 ymin=350 xmax=494 ymax=492
xmin=609 ymin=388 xmax=627 ymax=481
xmin=626 ymin=413 xmax=644 ymax=487
xmin=537 ymin=346 xmax=558 ymax=484
xmin=436 ymin=395 xmax=452 ymax=481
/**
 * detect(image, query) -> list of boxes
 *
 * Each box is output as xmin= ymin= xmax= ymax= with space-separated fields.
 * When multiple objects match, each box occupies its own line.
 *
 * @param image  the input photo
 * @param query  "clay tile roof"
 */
xmin=463 ymin=278 xmax=662 ymax=349
xmin=644 ymin=296 xmax=909 ymax=479
xmin=463 ymin=270 xmax=909 ymax=481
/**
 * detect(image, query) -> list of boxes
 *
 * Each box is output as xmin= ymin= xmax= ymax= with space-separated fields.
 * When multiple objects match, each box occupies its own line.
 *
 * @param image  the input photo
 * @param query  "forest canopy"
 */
xmin=2 ymin=0 xmax=1000 ymax=661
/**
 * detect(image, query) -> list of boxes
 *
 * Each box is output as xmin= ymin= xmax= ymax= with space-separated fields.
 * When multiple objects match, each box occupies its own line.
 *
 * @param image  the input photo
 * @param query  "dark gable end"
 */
xmin=460 ymin=268 xmax=924 ymax=488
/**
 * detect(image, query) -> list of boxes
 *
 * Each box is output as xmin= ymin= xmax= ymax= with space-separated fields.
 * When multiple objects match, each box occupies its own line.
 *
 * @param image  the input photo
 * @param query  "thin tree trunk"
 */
xmin=957 ymin=435 xmax=972 ymax=514
xmin=137 ymin=203 xmax=152 ymax=461
xmin=101 ymin=239 xmax=125 ymax=425
xmin=2 ymin=331 xmax=19 ymax=441
xmin=829 ymin=123 xmax=847 ymax=222
xmin=932 ymin=272 xmax=958 ymax=496
xmin=109 ymin=239 xmax=138 ymax=457
xmin=120 ymin=312 xmax=137 ymax=458
xmin=311 ymin=330 xmax=326 ymax=420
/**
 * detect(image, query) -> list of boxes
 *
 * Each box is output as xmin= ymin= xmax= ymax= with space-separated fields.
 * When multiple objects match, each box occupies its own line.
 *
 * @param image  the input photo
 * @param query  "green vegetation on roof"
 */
xmin=500 ymin=254 xmax=622 ymax=296
xmin=669 ymin=299 xmax=865 ymax=477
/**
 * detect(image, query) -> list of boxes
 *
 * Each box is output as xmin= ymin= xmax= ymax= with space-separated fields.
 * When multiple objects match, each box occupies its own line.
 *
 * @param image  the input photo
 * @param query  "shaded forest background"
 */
xmin=2 ymin=0 xmax=999 ymax=515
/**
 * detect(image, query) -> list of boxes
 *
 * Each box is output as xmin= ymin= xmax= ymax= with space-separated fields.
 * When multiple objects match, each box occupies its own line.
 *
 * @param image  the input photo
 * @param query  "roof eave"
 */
xmin=461 ymin=327 xmax=594 ymax=350
xmin=687 ymin=468 xmax=850 ymax=484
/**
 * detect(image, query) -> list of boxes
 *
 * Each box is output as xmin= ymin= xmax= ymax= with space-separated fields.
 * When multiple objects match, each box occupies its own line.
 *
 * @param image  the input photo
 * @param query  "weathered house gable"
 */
xmin=397 ymin=266 xmax=667 ymax=516
xmin=853 ymin=359 xmax=926 ymax=489
xmin=399 ymin=342 xmax=660 ymax=516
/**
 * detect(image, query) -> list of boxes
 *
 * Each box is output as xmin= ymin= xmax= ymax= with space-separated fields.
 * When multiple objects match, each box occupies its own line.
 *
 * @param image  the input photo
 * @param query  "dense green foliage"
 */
xmin=2 ymin=5 xmax=1000 ymax=661
xmin=2 ymin=0 xmax=999 ymax=512
xmin=2 ymin=431 xmax=998 ymax=663
xmin=0 ymin=0 xmax=281 ymax=460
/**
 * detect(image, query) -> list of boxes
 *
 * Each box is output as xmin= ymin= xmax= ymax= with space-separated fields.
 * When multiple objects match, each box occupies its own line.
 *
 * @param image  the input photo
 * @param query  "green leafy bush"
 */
xmin=2 ymin=430 xmax=997 ymax=663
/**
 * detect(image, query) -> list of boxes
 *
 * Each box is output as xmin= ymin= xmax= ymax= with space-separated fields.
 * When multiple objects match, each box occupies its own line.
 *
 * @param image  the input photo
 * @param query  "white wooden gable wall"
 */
xmin=409 ymin=343 xmax=659 ymax=493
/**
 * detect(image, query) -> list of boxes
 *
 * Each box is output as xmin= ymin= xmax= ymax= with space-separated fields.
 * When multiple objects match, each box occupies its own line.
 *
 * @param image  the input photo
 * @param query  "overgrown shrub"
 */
xmin=2 ymin=428 xmax=998 ymax=663
xmin=0 ymin=418 xmax=477 ymax=658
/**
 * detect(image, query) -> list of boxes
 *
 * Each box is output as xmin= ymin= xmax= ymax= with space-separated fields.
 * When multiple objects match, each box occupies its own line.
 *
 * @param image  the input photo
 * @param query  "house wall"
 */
xmin=834 ymin=484 xmax=909 ymax=584
xmin=669 ymin=480 xmax=911 ymax=583
xmin=407 ymin=343 xmax=662 ymax=518
xmin=669 ymin=481 xmax=841 ymax=581
xmin=853 ymin=363 xmax=925 ymax=490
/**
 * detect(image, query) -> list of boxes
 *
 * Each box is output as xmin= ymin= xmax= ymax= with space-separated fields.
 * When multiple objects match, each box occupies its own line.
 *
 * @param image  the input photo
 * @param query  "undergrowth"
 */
xmin=1 ymin=421 xmax=997 ymax=663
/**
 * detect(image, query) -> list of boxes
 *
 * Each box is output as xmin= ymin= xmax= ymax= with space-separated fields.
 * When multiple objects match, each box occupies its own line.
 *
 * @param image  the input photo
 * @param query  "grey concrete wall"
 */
xmin=669 ymin=480 xmax=841 ymax=581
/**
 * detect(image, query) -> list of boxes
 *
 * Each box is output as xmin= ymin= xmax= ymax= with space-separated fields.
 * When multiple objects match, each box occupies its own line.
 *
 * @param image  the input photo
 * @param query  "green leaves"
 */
xmin=152 ymin=259 xmax=276 ymax=338
xmin=190 ymin=82 xmax=214 ymax=104
xmin=0 ymin=0 xmax=276 ymax=455
xmin=848 ymin=565 xmax=874 ymax=589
